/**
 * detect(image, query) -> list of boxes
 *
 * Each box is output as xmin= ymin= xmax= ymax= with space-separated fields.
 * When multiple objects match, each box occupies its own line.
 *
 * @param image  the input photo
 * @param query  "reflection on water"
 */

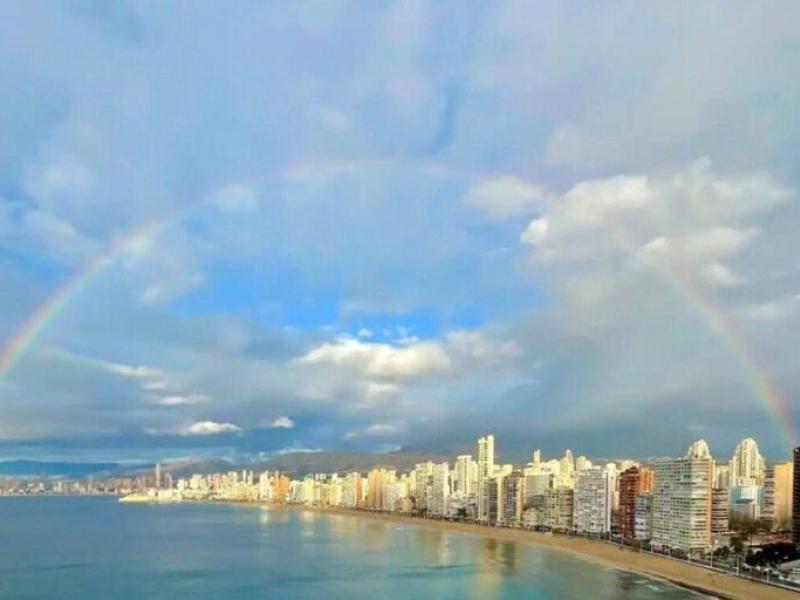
xmin=0 ymin=498 xmax=708 ymax=600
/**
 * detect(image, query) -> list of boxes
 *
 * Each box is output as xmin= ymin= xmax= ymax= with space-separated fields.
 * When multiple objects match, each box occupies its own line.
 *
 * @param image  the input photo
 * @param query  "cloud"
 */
xmin=297 ymin=337 xmax=452 ymax=381
xmin=152 ymin=394 xmax=210 ymax=406
xmin=269 ymin=416 xmax=295 ymax=429
xmin=181 ymin=421 xmax=242 ymax=436
xmin=521 ymin=160 xmax=789 ymax=291
xmin=345 ymin=422 xmax=403 ymax=439
xmin=464 ymin=176 xmax=545 ymax=221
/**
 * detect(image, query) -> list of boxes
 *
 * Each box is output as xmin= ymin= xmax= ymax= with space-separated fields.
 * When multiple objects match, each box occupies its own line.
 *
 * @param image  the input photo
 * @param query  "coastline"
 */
xmin=229 ymin=501 xmax=794 ymax=600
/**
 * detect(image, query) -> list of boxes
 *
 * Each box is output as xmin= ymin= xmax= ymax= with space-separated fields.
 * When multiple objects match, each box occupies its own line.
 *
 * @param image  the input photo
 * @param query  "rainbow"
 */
xmin=0 ymin=177 xmax=795 ymax=453
xmin=0 ymin=216 xmax=170 ymax=376
xmin=671 ymin=274 xmax=796 ymax=452
xmin=605 ymin=221 xmax=797 ymax=452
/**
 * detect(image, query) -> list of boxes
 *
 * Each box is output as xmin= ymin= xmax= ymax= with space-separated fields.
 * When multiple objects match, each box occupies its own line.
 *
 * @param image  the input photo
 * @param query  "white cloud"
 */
xmin=345 ymin=422 xmax=402 ymax=439
xmin=297 ymin=337 xmax=451 ymax=380
xmin=701 ymin=262 xmax=743 ymax=288
xmin=522 ymin=161 xmax=789 ymax=289
xmin=0 ymin=202 xmax=101 ymax=267
xmin=365 ymin=381 xmax=399 ymax=398
xmin=152 ymin=394 xmax=209 ymax=406
xmin=741 ymin=294 xmax=800 ymax=323
xmin=181 ymin=421 xmax=242 ymax=436
xmin=269 ymin=416 xmax=295 ymax=429
xmin=464 ymin=176 xmax=545 ymax=221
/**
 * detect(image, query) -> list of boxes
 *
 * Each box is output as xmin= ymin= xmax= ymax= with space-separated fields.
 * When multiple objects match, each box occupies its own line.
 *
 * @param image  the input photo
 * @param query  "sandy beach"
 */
xmin=276 ymin=504 xmax=797 ymax=600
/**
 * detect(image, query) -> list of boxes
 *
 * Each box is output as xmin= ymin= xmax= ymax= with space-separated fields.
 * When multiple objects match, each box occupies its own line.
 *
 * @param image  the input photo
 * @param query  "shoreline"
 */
xmin=218 ymin=501 xmax=795 ymax=600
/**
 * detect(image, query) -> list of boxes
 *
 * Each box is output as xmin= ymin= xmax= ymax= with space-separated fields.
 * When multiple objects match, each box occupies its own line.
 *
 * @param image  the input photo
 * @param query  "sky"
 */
xmin=1 ymin=1 xmax=800 ymax=464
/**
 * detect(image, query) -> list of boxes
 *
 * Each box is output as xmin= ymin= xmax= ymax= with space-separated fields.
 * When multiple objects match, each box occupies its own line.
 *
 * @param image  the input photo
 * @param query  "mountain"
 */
xmin=0 ymin=460 xmax=130 ymax=477
xmin=248 ymin=451 xmax=454 ymax=477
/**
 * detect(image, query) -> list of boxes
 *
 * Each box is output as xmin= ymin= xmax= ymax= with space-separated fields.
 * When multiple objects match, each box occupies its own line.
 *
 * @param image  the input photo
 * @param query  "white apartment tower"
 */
xmin=454 ymin=455 xmax=477 ymax=496
xmin=572 ymin=467 xmax=615 ymax=534
xmin=429 ymin=463 xmax=451 ymax=516
xmin=477 ymin=435 xmax=496 ymax=520
xmin=652 ymin=450 xmax=713 ymax=554
xmin=729 ymin=437 xmax=765 ymax=487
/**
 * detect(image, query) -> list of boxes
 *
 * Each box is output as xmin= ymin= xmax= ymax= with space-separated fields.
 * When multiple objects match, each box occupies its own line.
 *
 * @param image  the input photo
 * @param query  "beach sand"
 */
xmin=280 ymin=504 xmax=796 ymax=600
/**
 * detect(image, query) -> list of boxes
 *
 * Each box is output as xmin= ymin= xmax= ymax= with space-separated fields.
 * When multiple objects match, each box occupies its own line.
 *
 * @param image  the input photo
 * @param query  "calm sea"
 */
xmin=0 ymin=497 xmax=706 ymax=599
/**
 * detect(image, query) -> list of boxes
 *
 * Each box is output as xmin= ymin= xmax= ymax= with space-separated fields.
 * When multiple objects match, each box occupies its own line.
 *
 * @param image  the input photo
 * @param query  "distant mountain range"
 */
xmin=0 ymin=452 xmax=457 ymax=479
xmin=0 ymin=449 xmax=663 ymax=479
xmin=0 ymin=460 xmax=133 ymax=477
xmin=162 ymin=451 xmax=455 ymax=479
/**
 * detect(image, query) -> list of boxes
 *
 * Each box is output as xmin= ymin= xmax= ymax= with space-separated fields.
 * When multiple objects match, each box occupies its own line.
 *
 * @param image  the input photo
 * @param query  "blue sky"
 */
xmin=1 ymin=1 xmax=800 ymax=463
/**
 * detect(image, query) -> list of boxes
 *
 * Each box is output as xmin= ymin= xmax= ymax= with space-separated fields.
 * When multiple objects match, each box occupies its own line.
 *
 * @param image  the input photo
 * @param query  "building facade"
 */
xmin=573 ymin=467 xmax=615 ymax=535
xmin=652 ymin=454 xmax=712 ymax=554
xmin=619 ymin=466 xmax=642 ymax=540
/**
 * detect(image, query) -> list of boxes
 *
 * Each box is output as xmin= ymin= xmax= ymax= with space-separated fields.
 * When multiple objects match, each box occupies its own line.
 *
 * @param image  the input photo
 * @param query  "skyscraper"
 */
xmin=477 ymin=435 xmax=496 ymax=521
xmin=729 ymin=437 xmax=765 ymax=487
xmin=652 ymin=450 xmax=713 ymax=554
xmin=573 ymin=467 xmax=615 ymax=535
xmin=155 ymin=462 xmax=161 ymax=490
xmin=543 ymin=487 xmax=573 ymax=531
xmin=429 ymin=463 xmax=450 ymax=516
xmin=500 ymin=470 xmax=525 ymax=525
xmin=773 ymin=461 xmax=794 ymax=529
xmin=686 ymin=439 xmax=711 ymax=459
xmin=454 ymin=455 xmax=476 ymax=496
xmin=618 ymin=466 xmax=642 ymax=540
xmin=711 ymin=487 xmax=729 ymax=536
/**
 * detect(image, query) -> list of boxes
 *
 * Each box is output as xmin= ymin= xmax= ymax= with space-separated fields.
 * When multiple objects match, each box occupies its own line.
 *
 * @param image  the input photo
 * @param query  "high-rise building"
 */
xmin=454 ymin=455 xmax=476 ymax=496
xmin=713 ymin=465 xmax=731 ymax=490
xmin=652 ymin=451 xmax=712 ymax=554
xmin=429 ymin=463 xmax=450 ymax=516
xmin=483 ymin=475 xmax=502 ymax=524
xmin=711 ymin=487 xmax=729 ymax=536
xmin=155 ymin=462 xmax=162 ymax=490
xmin=793 ymin=448 xmax=800 ymax=544
xmin=543 ymin=487 xmax=574 ymax=531
xmin=500 ymin=470 xmax=525 ymax=525
xmin=686 ymin=439 xmax=711 ymax=459
xmin=639 ymin=467 xmax=655 ymax=493
xmin=413 ymin=462 xmax=434 ymax=511
xmin=619 ymin=466 xmax=642 ymax=540
xmin=634 ymin=493 xmax=653 ymax=541
xmin=342 ymin=472 xmax=362 ymax=508
xmin=573 ymin=467 xmax=615 ymax=535
xmin=729 ymin=437 xmax=765 ymax=487
xmin=560 ymin=450 xmax=575 ymax=478
xmin=762 ymin=462 xmax=794 ymax=530
xmin=477 ymin=435 xmax=496 ymax=520
xmin=329 ymin=474 xmax=343 ymax=507
xmin=524 ymin=472 xmax=552 ymax=506
xmin=366 ymin=469 xmax=394 ymax=510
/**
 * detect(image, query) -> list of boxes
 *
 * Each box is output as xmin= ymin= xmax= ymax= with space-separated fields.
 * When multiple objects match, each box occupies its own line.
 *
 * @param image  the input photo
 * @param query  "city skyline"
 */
xmin=1 ymin=3 xmax=800 ymax=463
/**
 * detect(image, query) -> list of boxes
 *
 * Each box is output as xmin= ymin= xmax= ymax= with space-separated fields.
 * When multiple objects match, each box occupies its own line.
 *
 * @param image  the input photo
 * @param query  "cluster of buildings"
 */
xmin=0 ymin=476 xmax=144 ymax=497
xmin=154 ymin=435 xmax=797 ymax=556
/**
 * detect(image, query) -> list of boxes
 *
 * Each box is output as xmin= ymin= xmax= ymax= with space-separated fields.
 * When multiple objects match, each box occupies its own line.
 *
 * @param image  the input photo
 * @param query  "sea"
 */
xmin=0 ymin=497 xmax=708 ymax=599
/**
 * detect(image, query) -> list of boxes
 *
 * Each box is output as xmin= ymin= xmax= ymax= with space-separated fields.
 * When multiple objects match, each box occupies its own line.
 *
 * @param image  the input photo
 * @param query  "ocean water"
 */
xmin=0 ymin=497 xmax=705 ymax=599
